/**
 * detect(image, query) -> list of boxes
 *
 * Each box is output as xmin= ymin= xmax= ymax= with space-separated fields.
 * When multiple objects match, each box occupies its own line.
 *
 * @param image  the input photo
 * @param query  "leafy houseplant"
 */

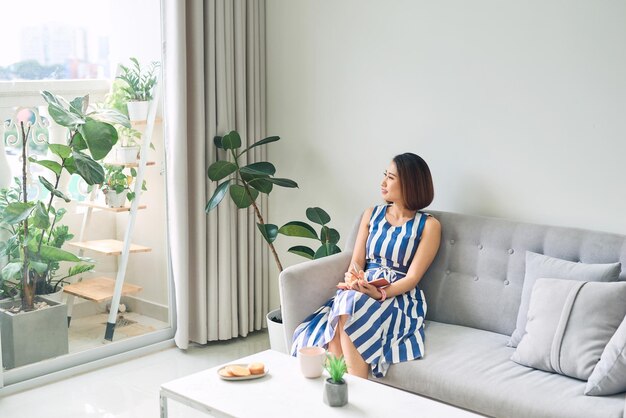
xmin=0 ymin=90 xmax=125 ymax=311
xmin=205 ymin=131 xmax=343 ymax=352
xmin=104 ymin=79 xmax=145 ymax=162
xmin=0 ymin=93 xmax=123 ymax=368
xmin=0 ymin=179 xmax=95 ymax=297
xmin=323 ymin=354 xmax=348 ymax=407
xmin=101 ymin=164 xmax=146 ymax=208
xmin=116 ymin=58 xmax=160 ymax=121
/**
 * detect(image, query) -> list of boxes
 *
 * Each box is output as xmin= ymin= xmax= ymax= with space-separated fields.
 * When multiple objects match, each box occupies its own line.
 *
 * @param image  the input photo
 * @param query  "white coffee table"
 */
xmin=160 ymin=349 xmax=483 ymax=417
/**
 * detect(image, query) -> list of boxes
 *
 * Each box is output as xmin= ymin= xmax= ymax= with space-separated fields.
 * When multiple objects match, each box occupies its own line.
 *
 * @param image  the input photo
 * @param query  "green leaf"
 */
xmin=278 ymin=221 xmax=318 ymax=240
xmin=288 ymin=245 xmax=315 ymax=260
xmin=1 ymin=262 xmax=22 ymax=280
xmin=257 ymin=223 xmax=278 ymax=244
xmin=49 ymin=144 xmax=72 ymax=159
xmin=39 ymin=176 xmax=71 ymax=202
xmin=64 ymin=157 xmax=77 ymax=175
xmin=72 ymin=131 xmax=88 ymax=151
xmin=222 ymin=131 xmax=242 ymax=150
xmin=29 ymin=158 xmax=62 ymax=176
xmin=241 ymin=136 xmax=280 ymax=154
xmin=213 ymin=136 xmax=223 ymax=149
xmin=320 ymin=226 xmax=340 ymax=245
xmin=42 ymin=91 xmax=85 ymax=127
xmin=78 ymin=118 xmax=118 ymax=160
xmin=205 ymin=179 xmax=231 ymax=212
xmin=89 ymin=108 xmax=130 ymax=128
xmin=267 ymin=177 xmax=298 ymax=188
xmin=66 ymin=264 xmax=95 ymax=279
xmin=32 ymin=201 xmax=50 ymax=229
xmin=207 ymin=161 xmax=237 ymax=181
xmin=247 ymin=177 xmax=273 ymax=194
xmin=28 ymin=241 xmax=81 ymax=262
xmin=328 ymin=228 xmax=341 ymax=245
xmin=73 ymin=152 xmax=105 ymax=185
xmin=229 ymin=184 xmax=258 ymax=208
xmin=306 ymin=207 xmax=331 ymax=226
xmin=314 ymin=243 xmax=341 ymax=259
xmin=69 ymin=95 xmax=88 ymax=116
xmin=3 ymin=202 xmax=35 ymax=224
xmin=239 ymin=162 xmax=276 ymax=176
xmin=29 ymin=261 xmax=49 ymax=275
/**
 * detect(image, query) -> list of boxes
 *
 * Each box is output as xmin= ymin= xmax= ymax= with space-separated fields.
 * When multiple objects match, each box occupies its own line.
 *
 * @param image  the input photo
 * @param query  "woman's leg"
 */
xmin=327 ymin=325 xmax=343 ymax=358
xmin=337 ymin=315 xmax=369 ymax=379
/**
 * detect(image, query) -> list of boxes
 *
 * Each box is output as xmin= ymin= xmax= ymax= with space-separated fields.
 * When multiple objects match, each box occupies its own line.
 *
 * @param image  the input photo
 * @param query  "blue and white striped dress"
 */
xmin=291 ymin=204 xmax=429 ymax=377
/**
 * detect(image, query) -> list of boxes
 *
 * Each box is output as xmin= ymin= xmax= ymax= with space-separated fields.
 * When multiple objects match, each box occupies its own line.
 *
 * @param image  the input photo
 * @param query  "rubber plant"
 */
xmin=205 ymin=131 xmax=298 ymax=271
xmin=0 ymin=91 xmax=126 ymax=311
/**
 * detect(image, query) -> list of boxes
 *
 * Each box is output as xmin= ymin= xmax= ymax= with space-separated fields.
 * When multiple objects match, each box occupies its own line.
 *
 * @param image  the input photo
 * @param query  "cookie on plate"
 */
xmin=227 ymin=365 xmax=251 ymax=377
xmin=248 ymin=362 xmax=265 ymax=375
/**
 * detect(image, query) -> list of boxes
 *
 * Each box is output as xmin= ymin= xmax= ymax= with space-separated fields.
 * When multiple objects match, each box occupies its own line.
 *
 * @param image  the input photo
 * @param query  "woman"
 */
xmin=291 ymin=153 xmax=441 ymax=378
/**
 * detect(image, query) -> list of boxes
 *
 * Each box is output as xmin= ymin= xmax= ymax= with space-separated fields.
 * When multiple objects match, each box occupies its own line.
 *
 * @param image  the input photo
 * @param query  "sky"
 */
xmin=0 ymin=0 xmax=112 ymax=66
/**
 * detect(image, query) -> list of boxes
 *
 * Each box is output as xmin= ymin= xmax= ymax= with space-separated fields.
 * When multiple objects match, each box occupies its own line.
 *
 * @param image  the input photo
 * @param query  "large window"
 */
xmin=0 ymin=0 xmax=171 ymax=388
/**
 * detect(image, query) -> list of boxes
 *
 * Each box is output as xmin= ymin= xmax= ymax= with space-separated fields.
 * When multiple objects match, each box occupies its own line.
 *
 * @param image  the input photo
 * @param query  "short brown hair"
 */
xmin=392 ymin=153 xmax=434 ymax=211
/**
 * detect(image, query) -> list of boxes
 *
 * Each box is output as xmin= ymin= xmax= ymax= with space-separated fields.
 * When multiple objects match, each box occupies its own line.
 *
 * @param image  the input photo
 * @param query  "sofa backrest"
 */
xmin=413 ymin=211 xmax=626 ymax=336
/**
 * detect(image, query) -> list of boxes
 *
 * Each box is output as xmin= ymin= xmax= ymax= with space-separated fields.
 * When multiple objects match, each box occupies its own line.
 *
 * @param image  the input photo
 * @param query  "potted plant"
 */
xmin=0 ymin=90 xmax=123 ymax=368
xmin=323 ymin=354 xmax=348 ymax=407
xmin=100 ymin=164 xmax=146 ymax=208
xmin=104 ymin=79 xmax=144 ymax=163
xmin=205 ymin=131 xmax=342 ymax=353
xmin=116 ymin=58 xmax=160 ymax=121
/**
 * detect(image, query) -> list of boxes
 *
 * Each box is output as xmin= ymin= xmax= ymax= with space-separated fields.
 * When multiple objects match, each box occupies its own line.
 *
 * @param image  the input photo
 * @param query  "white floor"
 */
xmin=0 ymin=331 xmax=270 ymax=418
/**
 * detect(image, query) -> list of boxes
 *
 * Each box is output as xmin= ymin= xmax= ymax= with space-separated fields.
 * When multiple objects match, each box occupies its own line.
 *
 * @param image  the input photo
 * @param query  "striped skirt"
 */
xmin=291 ymin=287 xmax=427 ymax=377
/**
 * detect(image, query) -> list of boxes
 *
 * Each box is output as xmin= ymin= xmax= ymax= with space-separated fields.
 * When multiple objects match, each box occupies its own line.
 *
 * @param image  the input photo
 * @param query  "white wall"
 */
xmin=266 ymin=0 xmax=626 ymax=308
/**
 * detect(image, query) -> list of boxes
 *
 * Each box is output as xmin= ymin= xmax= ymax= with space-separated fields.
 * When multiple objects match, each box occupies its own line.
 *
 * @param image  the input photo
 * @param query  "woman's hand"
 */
xmin=351 ymin=279 xmax=381 ymax=300
xmin=339 ymin=264 xmax=364 ymax=288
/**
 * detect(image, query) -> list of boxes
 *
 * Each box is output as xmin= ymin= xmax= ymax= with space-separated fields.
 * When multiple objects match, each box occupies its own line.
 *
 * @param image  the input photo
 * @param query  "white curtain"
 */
xmin=163 ymin=0 xmax=269 ymax=348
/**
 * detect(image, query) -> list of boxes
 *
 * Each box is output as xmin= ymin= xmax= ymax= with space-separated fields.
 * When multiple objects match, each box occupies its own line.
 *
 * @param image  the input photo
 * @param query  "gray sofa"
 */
xmin=279 ymin=211 xmax=626 ymax=418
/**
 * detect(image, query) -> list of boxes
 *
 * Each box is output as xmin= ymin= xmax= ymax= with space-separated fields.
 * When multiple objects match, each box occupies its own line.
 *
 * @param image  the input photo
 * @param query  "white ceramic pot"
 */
xmin=115 ymin=146 xmax=140 ymax=164
xmin=266 ymin=308 xmax=288 ymax=354
xmin=126 ymin=101 xmax=150 ymax=122
xmin=104 ymin=190 xmax=127 ymax=208
xmin=43 ymin=287 xmax=64 ymax=303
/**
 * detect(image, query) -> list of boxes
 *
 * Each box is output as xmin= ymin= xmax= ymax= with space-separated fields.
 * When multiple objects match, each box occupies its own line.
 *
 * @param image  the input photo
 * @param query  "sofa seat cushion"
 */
xmin=379 ymin=321 xmax=625 ymax=418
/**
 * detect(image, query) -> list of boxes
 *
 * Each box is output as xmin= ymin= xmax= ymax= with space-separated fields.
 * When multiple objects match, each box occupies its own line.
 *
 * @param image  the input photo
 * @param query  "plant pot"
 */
xmin=115 ymin=146 xmax=140 ymax=164
xmin=126 ymin=100 xmax=150 ymax=122
xmin=103 ymin=190 xmax=127 ymax=208
xmin=266 ymin=308 xmax=288 ymax=354
xmin=0 ymin=296 xmax=69 ymax=369
xmin=43 ymin=287 xmax=64 ymax=303
xmin=323 ymin=378 xmax=348 ymax=407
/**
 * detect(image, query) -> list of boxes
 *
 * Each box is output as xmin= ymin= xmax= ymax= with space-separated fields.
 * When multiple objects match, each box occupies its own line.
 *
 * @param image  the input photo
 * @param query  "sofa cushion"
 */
xmin=380 ymin=321 xmax=626 ymax=418
xmin=586 ymin=315 xmax=626 ymax=396
xmin=511 ymin=279 xmax=626 ymax=381
xmin=509 ymin=252 xmax=621 ymax=348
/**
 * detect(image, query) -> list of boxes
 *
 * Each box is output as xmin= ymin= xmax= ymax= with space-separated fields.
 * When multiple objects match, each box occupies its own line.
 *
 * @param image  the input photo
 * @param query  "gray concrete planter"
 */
xmin=0 ymin=296 xmax=69 ymax=369
xmin=323 ymin=378 xmax=348 ymax=407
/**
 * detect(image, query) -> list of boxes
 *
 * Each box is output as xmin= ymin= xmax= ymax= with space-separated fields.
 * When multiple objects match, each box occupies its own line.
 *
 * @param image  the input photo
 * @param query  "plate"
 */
xmin=217 ymin=363 xmax=269 ymax=381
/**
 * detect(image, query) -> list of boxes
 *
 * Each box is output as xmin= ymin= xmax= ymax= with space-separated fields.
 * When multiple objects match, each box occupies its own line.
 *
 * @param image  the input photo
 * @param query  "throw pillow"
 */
xmin=508 ymin=252 xmax=621 ymax=348
xmin=511 ymin=278 xmax=626 ymax=381
xmin=585 ymin=315 xmax=626 ymax=396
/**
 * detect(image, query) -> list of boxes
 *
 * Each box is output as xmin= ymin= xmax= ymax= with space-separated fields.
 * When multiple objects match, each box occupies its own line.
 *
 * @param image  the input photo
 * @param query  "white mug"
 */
xmin=298 ymin=346 xmax=326 ymax=378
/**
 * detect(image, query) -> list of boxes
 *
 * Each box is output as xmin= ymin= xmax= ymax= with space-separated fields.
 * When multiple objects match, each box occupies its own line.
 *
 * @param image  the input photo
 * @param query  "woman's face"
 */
xmin=381 ymin=161 xmax=402 ymax=204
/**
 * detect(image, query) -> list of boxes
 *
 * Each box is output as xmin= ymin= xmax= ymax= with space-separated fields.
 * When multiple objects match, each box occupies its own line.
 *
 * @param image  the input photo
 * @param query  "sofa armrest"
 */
xmin=279 ymin=251 xmax=353 ymax=351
